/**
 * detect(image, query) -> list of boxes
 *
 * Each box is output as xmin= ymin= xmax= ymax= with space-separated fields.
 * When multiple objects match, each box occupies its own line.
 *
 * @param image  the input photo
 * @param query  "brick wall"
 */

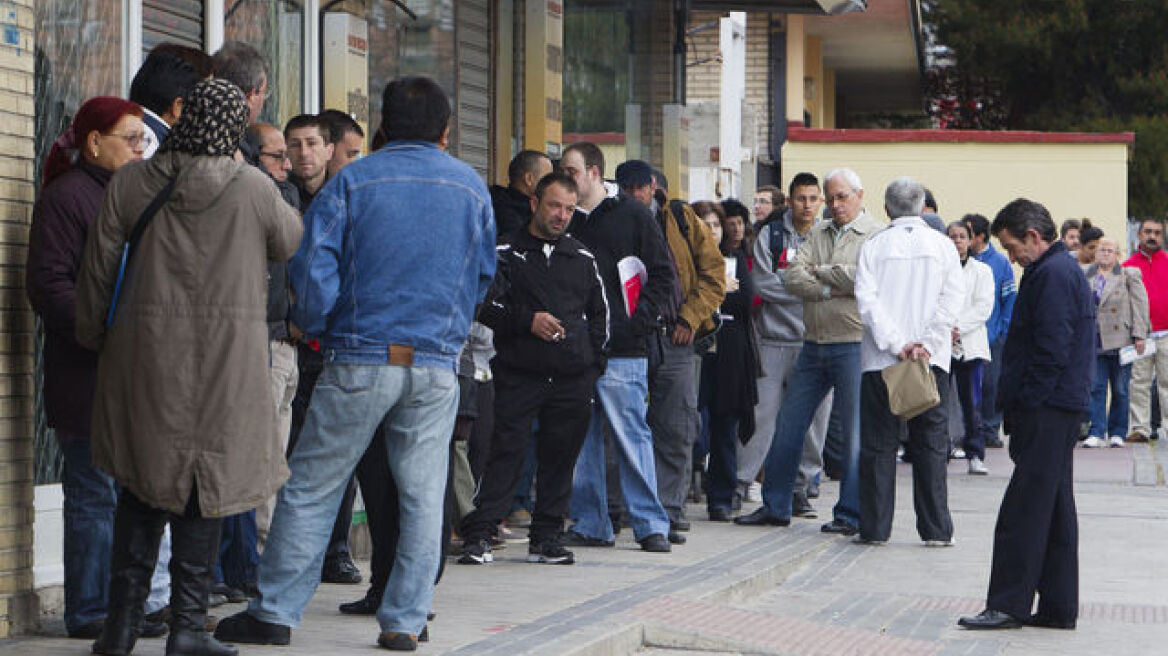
xmin=685 ymin=11 xmax=774 ymax=161
xmin=0 ymin=0 xmax=38 ymax=638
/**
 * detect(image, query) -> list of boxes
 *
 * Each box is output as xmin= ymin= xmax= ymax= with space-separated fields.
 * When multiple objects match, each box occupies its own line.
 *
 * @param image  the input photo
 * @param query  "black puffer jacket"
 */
xmin=490 ymin=184 xmax=533 ymax=242
xmin=567 ymin=194 xmax=677 ymax=358
xmin=480 ymin=229 xmax=609 ymax=377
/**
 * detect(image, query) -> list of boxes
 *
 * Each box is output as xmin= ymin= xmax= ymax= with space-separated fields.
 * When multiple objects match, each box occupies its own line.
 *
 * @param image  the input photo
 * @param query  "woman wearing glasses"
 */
xmin=26 ymin=96 xmax=156 ymax=641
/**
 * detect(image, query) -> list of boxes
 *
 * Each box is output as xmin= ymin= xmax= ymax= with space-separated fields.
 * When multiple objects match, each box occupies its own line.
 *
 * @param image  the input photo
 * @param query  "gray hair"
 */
xmin=824 ymin=168 xmax=863 ymax=192
xmin=884 ymin=177 xmax=925 ymax=219
xmin=212 ymin=41 xmax=268 ymax=94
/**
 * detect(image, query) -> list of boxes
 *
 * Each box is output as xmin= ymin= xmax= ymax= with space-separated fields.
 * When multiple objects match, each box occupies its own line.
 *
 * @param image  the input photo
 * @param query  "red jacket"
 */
xmin=1123 ymin=249 xmax=1168 ymax=331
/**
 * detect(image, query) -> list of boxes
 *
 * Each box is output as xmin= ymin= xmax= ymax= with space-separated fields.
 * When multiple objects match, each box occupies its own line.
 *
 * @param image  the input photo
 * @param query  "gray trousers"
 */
xmin=649 ymin=338 xmax=701 ymax=523
xmin=739 ymin=341 xmax=831 ymax=493
xmin=858 ymin=368 xmax=953 ymax=543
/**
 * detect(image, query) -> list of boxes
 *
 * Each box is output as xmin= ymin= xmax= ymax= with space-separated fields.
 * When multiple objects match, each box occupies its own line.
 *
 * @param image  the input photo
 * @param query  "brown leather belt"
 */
xmin=388 ymin=344 xmax=414 ymax=366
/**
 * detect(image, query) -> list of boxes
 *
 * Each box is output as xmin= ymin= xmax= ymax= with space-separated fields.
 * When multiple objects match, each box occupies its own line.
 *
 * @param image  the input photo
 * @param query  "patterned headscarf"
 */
xmin=158 ymin=78 xmax=249 ymax=157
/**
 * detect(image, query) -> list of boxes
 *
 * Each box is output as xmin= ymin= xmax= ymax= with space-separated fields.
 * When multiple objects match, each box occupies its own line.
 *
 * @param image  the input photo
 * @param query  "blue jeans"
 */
xmin=250 ymin=363 xmax=457 ymax=635
xmin=570 ymin=357 xmax=670 ymax=541
xmin=760 ymin=342 xmax=861 ymax=525
xmin=59 ymin=438 xmax=117 ymax=633
xmin=216 ymin=510 xmax=259 ymax=587
xmin=1089 ymin=352 xmax=1130 ymax=438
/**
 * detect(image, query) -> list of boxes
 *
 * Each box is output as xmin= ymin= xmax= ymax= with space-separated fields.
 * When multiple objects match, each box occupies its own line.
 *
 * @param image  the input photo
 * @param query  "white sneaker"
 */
xmin=1082 ymin=436 xmax=1106 ymax=448
xmin=951 ymin=447 xmax=966 ymax=459
xmin=745 ymin=481 xmax=762 ymax=503
xmin=923 ymin=537 xmax=955 ymax=547
xmin=1109 ymin=435 xmax=1126 ymax=448
xmin=968 ymin=457 xmax=988 ymax=475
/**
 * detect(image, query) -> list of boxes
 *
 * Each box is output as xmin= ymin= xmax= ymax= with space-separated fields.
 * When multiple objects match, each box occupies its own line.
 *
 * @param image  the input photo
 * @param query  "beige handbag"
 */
xmin=881 ymin=357 xmax=940 ymax=420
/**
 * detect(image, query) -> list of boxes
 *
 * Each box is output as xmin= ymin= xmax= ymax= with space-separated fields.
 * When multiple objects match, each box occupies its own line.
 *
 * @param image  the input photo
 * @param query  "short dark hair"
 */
xmin=963 ymin=213 xmax=990 ymax=239
xmin=562 ymin=142 xmax=605 ymax=177
xmin=991 ymin=198 xmax=1057 ymax=243
xmin=1078 ymin=219 xmax=1103 ymax=245
xmin=1140 ymin=216 xmax=1166 ymax=232
xmin=149 ymin=43 xmax=213 ymax=79
xmin=924 ymin=188 xmax=938 ymax=212
xmin=380 ymin=75 xmax=450 ymax=143
xmin=533 ymin=171 xmax=578 ymax=200
xmin=721 ymin=198 xmax=750 ymax=222
xmin=317 ymin=109 xmax=364 ymax=145
xmin=283 ymin=114 xmax=328 ymax=140
xmin=508 ymin=150 xmax=550 ymax=185
xmin=129 ymin=50 xmax=200 ymax=116
xmin=212 ymin=41 xmax=268 ymax=94
xmin=1059 ymin=218 xmax=1081 ymax=239
xmin=788 ymin=173 xmax=820 ymax=199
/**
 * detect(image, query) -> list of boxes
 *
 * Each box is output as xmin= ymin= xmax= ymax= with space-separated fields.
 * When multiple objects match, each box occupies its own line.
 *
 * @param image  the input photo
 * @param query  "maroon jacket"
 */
xmin=26 ymin=159 xmax=111 ymax=440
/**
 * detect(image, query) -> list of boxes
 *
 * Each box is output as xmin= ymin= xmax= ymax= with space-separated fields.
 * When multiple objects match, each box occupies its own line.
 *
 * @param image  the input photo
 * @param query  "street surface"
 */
xmin=7 ymin=436 xmax=1167 ymax=655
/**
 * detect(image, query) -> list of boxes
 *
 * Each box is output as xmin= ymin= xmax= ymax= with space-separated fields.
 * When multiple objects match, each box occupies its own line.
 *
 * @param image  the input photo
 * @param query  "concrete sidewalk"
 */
xmin=7 ymin=437 xmax=1166 ymax=655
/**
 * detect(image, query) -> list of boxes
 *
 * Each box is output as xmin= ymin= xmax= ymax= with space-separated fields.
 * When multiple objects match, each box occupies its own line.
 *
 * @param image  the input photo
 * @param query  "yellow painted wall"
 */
xmin=782 ymin=140 xmax=1131 ymax=255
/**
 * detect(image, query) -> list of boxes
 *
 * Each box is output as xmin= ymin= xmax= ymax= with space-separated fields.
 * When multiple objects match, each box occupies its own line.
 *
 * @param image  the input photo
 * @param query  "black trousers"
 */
xmin=987 ymin=405 xmax=1079 ymax=621
xmin=461 ymin=370 xmax=595 ymax=544
xmin=859 ymin=368 xmax=953 ymax=542
xmin=288 ymin=343 xmax=356 ymax=559
xmin=354 ymin=423 xmax=454 ymax=598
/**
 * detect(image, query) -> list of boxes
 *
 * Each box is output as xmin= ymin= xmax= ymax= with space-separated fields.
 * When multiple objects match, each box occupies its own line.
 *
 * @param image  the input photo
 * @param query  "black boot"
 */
xmin=93 ymin=492 xmax=167 ymax=656
xmin=165 ymin=514 xmax=237 ymax=656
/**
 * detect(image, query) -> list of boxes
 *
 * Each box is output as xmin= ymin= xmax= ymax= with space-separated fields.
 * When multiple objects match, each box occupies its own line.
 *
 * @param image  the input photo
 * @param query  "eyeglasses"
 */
xmin=105 ymin=131 xmax=154 ymax=150
xmin=826 ymin=191 xmax=852 ymax=203
xmin=260 ymin=150 xmax=289 ymax=161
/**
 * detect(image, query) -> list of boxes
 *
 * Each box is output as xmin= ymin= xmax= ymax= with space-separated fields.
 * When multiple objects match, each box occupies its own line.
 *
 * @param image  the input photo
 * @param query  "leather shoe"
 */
xmin=708 ymin=508 xmax=731 ymax=522
xmin=378 ymin=631 xmax=418 ymax=651
xmin=667 ymin=530 xmax=686 ymax=545
xmin=638 ymin=533 xmax=672 ymax=552
xmin=958 ymin=609 xmax=1023 ymax=630
xmin=670 ymin=519 xmax=691 ymax=532
xmin=560 ymin=530 xmax=614 ymax=547
xmin=1028 ymin=614 xmax=1076 ymax=629
xmin=68 ymin=618 xmax=105 ymax=639
xmin=733 ymin=508 xmax=790 ymax=527
xmin=322 ymin=554 xmax=363 ymax=584
xmin=212 ymin=611 xmax=291 ymax=645
xmin=339 ymin=590 xmax=382 ymax=615
xmin=820 ymin=518 xmax=859 ymax=536
xmin=792 ymin=492 xmax=817 ymax=518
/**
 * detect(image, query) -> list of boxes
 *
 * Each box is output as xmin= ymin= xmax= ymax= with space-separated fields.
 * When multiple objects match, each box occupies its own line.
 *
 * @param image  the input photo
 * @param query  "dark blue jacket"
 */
xmin=974 ymin=241 xmax=1017 ymax=344
xmin=999 ymin=240 xmax=1095 ymax=414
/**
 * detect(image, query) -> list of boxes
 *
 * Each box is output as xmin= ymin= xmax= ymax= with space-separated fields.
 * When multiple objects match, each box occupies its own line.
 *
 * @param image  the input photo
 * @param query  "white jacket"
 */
xmin=953 ymin=257 xmax=995 ymax=362
xmin=855 ymin=216 xmax=965 ymax=373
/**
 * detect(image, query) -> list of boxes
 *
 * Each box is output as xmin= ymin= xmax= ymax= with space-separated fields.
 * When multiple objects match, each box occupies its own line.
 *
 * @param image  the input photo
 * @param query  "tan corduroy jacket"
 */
xmin=660 ymin=201 xmax=726 ymax=336
xmin=784 ymin=210 xmax=883 ymax=343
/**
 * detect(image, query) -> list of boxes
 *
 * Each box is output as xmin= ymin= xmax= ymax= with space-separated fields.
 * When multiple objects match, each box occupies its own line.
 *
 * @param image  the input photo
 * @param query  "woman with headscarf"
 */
xmin=26 ymin=97 xmax=160 ymax=641
xmin=75 ymin=79 xmax=302 ymax=656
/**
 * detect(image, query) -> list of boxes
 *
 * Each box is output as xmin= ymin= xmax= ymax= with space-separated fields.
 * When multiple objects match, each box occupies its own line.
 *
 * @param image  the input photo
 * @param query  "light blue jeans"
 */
xmin=570 ymin=357 xmax=670 ymax=542
xmin=249 ymin=363 xmax=457 ymax=636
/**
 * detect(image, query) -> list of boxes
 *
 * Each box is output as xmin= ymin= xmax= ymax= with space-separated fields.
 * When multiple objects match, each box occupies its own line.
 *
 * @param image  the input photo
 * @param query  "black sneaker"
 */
xmin=527 ymin=540 xmax=575 ymax=565
xmin=321 ymin=554 xmax=363 ymax=584
xmin=792 ymin=492 xmax=818 ymax=519
xmin=456 ymin=538 xmax=493 ymax=564
xmin=560 ymin=530 xmax=614 ymax=547
xmin=820 ymin=518 xmax=859 ymax=536
xmin=212 ymin=610 xmax=291 ymax=645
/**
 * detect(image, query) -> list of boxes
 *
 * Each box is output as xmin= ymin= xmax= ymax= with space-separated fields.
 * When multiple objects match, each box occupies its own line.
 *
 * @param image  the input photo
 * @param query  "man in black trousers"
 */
xmin=959 ymin=198 xmax=1095 ymax=631
xmin=457 ymin=171 xmax=609 ymax=565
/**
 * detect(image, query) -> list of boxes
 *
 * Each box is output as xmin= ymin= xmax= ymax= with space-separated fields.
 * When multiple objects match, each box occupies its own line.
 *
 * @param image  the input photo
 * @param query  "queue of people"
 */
xmin=25 ymin=38 xmax=1157 ymax=655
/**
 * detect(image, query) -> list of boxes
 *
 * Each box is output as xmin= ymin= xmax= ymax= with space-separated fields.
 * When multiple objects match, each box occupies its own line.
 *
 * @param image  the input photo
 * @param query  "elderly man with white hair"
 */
xmin=735 ymin=168 xmax=882 ymax=535
xmin=853 ymin=177 xmax=965 ymax=546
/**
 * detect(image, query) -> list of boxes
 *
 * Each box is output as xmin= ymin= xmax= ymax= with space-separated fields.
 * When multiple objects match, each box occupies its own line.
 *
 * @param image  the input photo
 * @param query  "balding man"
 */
xmin=854 ymin=178 xmax=964 ymax=546
xmin=735 ymin=168 xmax=881 ymax=536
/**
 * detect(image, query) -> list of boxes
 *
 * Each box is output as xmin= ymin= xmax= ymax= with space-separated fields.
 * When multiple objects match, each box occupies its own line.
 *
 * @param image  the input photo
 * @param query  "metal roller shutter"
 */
xmin=455 ymin=0 xmax=492 ymax=181
xmin=142 ymin=0 xmax=205 ymax=56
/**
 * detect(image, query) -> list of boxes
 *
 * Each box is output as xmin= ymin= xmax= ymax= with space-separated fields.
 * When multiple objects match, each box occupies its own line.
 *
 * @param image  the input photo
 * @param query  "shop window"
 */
xmin=362 ymin=0 xmax=455 ymax=138
xmin=32 ymin=0 xmax=124 ymax=484
xmin=563 ymin=7 xmax=630 ymax=134
xmin=226 ymin=0 xmax=304 ymax=127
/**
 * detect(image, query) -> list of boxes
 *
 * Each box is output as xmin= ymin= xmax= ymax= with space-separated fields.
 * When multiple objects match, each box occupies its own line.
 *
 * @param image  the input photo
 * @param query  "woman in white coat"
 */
xmin=947 ymin=222 xmax=996 ymax=475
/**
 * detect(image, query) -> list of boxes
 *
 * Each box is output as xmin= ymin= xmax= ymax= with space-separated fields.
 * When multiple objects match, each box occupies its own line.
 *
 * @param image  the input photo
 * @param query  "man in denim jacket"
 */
xmin=216 ymin=75 xmax=496 ymax=652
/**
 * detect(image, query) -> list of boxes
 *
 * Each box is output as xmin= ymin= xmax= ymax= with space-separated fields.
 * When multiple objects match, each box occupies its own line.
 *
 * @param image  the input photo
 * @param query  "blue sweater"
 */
xmin=974 ymin=241 xmax=1017 ymax=344
xmin=999 ymin=241 xmax=1095 ymax=413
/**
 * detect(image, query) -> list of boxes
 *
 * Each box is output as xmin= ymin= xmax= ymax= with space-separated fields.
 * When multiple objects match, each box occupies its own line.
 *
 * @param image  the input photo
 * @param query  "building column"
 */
xmin=0 ymin=0 xmax=38 ymax=637
xmin=784 ymin=13 xmax=804 ymax=127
